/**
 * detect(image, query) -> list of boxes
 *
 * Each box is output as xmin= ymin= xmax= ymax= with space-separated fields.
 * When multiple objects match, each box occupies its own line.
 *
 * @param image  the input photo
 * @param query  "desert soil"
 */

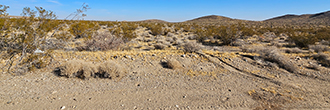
xmin=1 ymin=47 xmax=330 ymax=110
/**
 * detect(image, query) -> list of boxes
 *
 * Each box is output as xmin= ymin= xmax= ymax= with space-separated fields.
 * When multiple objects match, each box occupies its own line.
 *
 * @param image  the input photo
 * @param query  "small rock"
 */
xmin=60 ymin=106 xmax=65 ymax=109
xmin=152 ymin=54 xmax=156 ymax=56
xmin=125 ymin=55 xmax=131 ymax=59
xmin=52 ymin=91 xmax=57 ymax=94
xmin=181 ymin=54 xmax=186 ymax=57
xmin=176 ymin=105 xmax=179 ymax=108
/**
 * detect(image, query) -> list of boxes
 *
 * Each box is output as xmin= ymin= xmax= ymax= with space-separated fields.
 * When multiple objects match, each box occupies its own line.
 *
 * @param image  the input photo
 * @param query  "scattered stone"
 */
xmin=125 ymin=55 xmax=132 ymax=59
xmin=181 ymin=54 xmax=186 ymax=57
xmin=52 ymin=91 xmax=57 ymax=94
xmin=152 ymin=54 xmax=156 ymax=56
xmin=176 ymin=105 xmax=179 ymax=108
xmin=60 ymin=106 xmax=65 ymax=109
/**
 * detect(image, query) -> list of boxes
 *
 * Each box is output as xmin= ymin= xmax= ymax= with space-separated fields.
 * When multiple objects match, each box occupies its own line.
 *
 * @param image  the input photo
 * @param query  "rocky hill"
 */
xmin=264 ymin=11 xmax=330 ymax=25
xmin=184 ymin=15 xmax=253 ymax=25
xmin=137 ymin=19 xmax=168 ymax=23
xmin=180 ymin=10 xmax=330 ymax=26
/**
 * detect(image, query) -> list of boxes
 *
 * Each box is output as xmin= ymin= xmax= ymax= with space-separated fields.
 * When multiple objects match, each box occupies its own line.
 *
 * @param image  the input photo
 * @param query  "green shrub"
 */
xmin=0 ymin=4 xmax=90 ymax=75
xmin=288 ymin=31 xmax=318 ymax=48
xmin=69 ymin=21 xmax=99 ymax=39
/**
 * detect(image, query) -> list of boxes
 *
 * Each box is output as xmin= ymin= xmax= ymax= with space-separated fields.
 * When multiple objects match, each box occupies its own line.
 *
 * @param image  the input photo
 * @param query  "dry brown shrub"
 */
xmin=308 ymin=45 xmax=330 ymax=53
xmin=84 ymin=32 xmax=124 ymax=51
xmin=166 ymin=59 xmax=183 ymax=69
xmin=97 ymin=61 xmax=127 ymax=79
xmin=259 ymin=47 xmax=299 ymax=73
xmin=283 ymin=47 xmax=303 ymax=54
xmin=153 ymin=43 xmax=166 ymax=50
xmin=57 ymin=60 xmax=97 ymax=79
xmin=183 ymin=42 xmax=201 ymax=53
xmin=312 ymin=53 xmax=330 ymax=67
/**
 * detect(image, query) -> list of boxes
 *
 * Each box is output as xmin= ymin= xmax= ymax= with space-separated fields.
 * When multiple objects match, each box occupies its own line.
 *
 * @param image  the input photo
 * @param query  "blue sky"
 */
xmin=2 ymin=0 xmax=330 ymax=22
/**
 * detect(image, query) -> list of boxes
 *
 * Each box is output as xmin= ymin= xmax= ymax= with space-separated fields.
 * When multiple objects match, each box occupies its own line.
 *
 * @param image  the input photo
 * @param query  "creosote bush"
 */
xmin=69 ymin=21 xmax=99 ymax=39
xmin=0 ymin=4 xmax=91 ymax=75
xmin=1 ymin=6 xmax=59 ymax=74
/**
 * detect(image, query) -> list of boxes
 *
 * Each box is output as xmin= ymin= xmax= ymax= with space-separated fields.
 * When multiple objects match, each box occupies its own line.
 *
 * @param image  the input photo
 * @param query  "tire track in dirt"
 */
xmin=195 ymin=51 xmax=301 ymax=90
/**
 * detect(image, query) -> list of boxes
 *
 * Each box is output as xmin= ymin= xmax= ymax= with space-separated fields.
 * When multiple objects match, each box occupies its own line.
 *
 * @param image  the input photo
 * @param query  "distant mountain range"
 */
xmin=263 ymin=11 xmax=330 ymax=25
xmin=140 ymin=10 xmax=330 ymax=25
xmin=8 ymin=10 xmax=330 ymax=25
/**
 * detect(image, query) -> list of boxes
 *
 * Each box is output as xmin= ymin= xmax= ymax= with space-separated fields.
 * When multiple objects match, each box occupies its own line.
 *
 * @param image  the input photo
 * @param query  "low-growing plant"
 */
xmin=283 ymin=47 xmax=304 ymax=54
xmin=287 ymin=29 xmax=318 ymax=48
xmin=97 ymin=61 xmax=127 ymax=80
xmin=153 ymin=43 xmax=166 ymax=50
xmin=69 ymin=20 xmax=99 ymax=39
xmin=258 ymin=47 xmax=299 ymax=73
xmin=312 ymin=53 xmax=330 ymax=67
xmin=183 ymin=42 xmax=202 ymax=53
xmin=55 ymin=60 xmax=97 ymax=79
xmin=308 ymin=44 xmax=330 ymax=53
xmin=83 ymin=31 xmax=124 ymax=51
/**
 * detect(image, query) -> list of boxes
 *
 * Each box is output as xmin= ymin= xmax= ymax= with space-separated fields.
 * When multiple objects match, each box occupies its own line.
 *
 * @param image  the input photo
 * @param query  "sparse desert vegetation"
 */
xmin=1 ymin=4 xmax=330 ymax=110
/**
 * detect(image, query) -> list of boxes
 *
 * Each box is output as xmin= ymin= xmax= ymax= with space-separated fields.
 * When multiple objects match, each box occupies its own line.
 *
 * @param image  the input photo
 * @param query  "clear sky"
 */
xmin=2 ymin=0 xmax=330 ymax=22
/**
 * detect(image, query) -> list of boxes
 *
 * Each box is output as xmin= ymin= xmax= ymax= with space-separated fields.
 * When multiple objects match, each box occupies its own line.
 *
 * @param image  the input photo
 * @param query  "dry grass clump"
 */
xmin=166 ymin=59 xmax=183 ymax=69
xmin=153 ymin=43 xmax=166 ymax=50
xmin=97 ymin=61 xmax=127 ymax=79
xmin=183 ymin=42 xmax=201 ymax=53
xmin=231 ymin=39 xmax=246 ymax=46
xmin=258 ymin=47 xmax=299 ymax=73
xmin=56 ymin=60 xmax=97 ymax=79
xmin=55 ymin=60 xmax=127 ymax=80
xmin=241 ymin=45 xmax=265 ymax=53
xmin=312 ymin=53 xmax=330 ymax=67
xmin=308 ymin=45 xmax=330 ymax=53
xmin=283 ymin=47 xmax=304 ymax=54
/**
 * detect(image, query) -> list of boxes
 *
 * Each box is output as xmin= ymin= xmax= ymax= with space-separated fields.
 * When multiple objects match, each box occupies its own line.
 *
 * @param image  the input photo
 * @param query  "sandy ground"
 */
xmin=1 ymin=48 xmax=330 ymax=110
